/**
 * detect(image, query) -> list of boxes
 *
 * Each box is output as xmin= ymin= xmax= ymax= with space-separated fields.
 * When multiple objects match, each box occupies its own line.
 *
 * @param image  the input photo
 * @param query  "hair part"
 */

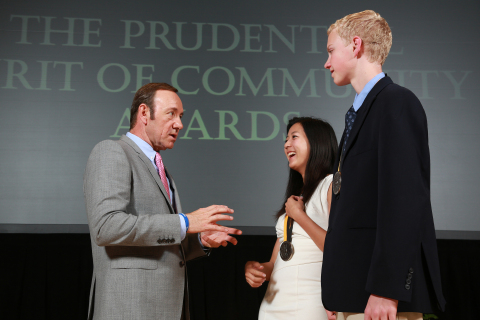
xmin=130 ymin=83 xmax=178 ymax=129
xmin=276 ymin=117 xmax=338 ymax=219
xmin=327 ymin=10 xmax=392 ymax=65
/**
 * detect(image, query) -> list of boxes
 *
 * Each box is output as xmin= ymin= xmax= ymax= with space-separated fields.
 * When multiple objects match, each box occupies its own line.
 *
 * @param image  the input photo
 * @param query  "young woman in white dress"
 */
xmin=245 ymin=117 xmax=338 ymax=320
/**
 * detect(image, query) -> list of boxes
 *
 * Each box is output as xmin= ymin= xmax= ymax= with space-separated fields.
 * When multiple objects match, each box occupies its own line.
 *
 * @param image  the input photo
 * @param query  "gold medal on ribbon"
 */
xmin=333 ymin=149 xmax=344 ymax=195
xmin=280 ymin=215 xmax=295 ymax=261
xmin=333 ymin=171 xmax=342 ymax=195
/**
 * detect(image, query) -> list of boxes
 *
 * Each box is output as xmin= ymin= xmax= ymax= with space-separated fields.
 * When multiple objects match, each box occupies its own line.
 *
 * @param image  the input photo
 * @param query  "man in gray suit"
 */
xmin=84 ymin=82 xmax=242 ymax=320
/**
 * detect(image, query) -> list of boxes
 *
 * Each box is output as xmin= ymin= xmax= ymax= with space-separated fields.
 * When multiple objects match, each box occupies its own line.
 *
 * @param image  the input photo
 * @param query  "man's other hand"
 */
xmin=364 ymin=294 xmax=398 ymax=320
xmin=200 ymin=230 xmax=241 ymax=248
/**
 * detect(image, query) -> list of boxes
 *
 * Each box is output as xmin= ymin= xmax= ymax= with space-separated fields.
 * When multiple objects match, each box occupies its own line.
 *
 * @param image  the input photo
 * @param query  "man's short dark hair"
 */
xmin=130 ymin=83 xmax=178 ymax=129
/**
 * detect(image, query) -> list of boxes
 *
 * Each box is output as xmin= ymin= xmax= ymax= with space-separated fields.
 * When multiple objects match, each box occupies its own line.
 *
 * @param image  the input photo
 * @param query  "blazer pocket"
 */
xmin=347 ymin=211 xmax=377 ymax=229
xmin=349 ymin=147 xmax=373 ymax=158
xmin=111 ymin=255 xmax=158 ymax=270
xmin=348 ymin=224 xmax=377 ymax=229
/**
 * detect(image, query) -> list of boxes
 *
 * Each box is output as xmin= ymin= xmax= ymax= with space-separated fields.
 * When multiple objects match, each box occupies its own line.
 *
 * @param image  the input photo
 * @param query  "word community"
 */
xmin=0 ymin=59 xmax=471 ymax=100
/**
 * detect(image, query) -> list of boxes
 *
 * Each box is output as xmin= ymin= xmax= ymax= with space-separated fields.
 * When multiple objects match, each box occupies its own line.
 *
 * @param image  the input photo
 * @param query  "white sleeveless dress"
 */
xmin=258 ymin=174 xmax=332 ymax=320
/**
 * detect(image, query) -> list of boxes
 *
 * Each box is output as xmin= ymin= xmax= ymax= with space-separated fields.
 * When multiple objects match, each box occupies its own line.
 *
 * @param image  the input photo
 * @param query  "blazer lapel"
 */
xmin=343 ymin=76 xmax=393 ymax=159
xmin=120 ymin=135 xmax=175 ymax=213
xmin=165 ymin=169 xmax=182 ymax=214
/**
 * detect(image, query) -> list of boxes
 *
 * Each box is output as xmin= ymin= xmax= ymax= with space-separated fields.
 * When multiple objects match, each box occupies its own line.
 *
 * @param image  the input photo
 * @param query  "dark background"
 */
xmin=1 ymin=234 xmax=478 ymax=319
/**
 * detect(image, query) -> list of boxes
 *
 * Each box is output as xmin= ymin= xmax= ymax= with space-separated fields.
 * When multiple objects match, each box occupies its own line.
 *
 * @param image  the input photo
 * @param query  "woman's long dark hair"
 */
xmin=276 ymin=117 xmax=338 ymax=219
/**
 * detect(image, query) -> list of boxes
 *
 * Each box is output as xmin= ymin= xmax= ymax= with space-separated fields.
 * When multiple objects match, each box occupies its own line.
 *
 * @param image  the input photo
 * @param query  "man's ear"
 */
xmin=352 ymin=36 xmax=363 ymax=58
xmin=138 ymin=104 xmax=149 ymax=125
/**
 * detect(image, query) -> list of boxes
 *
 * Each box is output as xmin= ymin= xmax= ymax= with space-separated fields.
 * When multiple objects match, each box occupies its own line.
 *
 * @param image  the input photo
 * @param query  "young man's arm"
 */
xmin=365 ymin=89 xmax=431 ymax=308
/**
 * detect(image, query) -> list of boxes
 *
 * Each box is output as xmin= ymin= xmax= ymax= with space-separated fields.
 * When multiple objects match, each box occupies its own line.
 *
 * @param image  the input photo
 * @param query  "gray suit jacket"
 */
xmin=84 ymin=135 xmax=205 ymax=320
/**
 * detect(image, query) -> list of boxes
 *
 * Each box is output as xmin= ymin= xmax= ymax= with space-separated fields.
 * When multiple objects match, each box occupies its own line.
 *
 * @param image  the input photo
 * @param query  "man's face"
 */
xmin=145 ymin=90 xmax=184 ymax=151
xmin=324 ymin=29 xmax=355 ymax=86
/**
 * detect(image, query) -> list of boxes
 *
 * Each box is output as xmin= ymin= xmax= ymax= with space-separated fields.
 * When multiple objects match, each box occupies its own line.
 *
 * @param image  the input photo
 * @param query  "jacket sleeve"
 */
xmin=84 ymin=140 xmax=182 ymax=247
xmin=365 ymin=89 xmax=432 ymax=302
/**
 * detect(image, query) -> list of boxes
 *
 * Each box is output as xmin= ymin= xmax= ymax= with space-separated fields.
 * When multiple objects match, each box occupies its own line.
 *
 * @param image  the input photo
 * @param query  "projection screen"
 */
xmin=0 ymin=0 xmax=479 ymax=238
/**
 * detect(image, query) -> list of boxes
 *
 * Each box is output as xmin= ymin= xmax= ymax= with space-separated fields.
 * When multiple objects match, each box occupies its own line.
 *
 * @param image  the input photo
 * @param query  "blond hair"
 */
xmin=327 ymin=10 xmax=392 ymax=65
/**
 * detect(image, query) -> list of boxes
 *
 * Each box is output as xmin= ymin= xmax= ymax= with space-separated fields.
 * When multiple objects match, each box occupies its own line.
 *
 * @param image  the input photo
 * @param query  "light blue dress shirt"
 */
xmin=126 ymin=132 xmax=187 ymax=240
xmin=352 ymin=72 xmax=385 ymax=112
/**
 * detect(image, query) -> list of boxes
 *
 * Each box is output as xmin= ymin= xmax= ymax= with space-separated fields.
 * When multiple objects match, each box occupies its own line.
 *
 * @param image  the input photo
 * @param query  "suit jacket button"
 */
xmin=407 ymin=274 xmax=412 ymax=280
xmin=405 ymin=284 xmax=411 ymax=290
xmin=409 ymin=268 xmax=414 ymax=273
xmin=157 ymin=239 xmax=162 ymax=244
xmin=171 ymin=239 xmax=175 ymax=243
xmin=179 ymin=261 xmax=185 ymax=267
xmin=406 ymin=279 xmax=411 ymax=284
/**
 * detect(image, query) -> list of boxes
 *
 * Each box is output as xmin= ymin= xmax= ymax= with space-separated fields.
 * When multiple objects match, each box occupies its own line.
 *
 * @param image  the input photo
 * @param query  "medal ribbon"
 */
xmin=337 ymin=147 xmax=345 ymax=173
xmin=283 ymin=215 xmax=294 ymax=243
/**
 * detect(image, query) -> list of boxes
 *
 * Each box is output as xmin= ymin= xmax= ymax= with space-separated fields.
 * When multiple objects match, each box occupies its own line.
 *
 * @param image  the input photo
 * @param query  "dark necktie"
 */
xmin=342 ymin=106 xmax=357 ymax=153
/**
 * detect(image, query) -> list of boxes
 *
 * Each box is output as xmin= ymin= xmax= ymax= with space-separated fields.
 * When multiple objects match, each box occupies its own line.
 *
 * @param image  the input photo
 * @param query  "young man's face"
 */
xmin=324 ymin=29 xmax=356 ymax=86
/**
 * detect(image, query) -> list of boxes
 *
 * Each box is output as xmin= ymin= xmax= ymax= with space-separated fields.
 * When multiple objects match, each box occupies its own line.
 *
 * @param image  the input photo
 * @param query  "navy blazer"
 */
xmin=321 ymin=76 xmax=446 ymax=313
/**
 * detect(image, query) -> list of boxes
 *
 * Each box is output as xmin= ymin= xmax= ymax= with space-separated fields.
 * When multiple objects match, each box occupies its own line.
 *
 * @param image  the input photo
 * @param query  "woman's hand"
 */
xmin=285 ymin=195 xmax=305 ymax=220
xmin=285 ymin=191 xmax=329 ymax=252
xmin=245 ymin=261 xmax=266 ymax=288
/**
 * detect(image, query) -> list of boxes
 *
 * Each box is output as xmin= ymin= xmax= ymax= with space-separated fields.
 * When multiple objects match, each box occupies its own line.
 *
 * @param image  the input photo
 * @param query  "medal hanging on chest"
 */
xmin=332 ymin=171 xmax=342 ymax=195
xmin=280 ymin=215 xmax=295 ymax=261
xmin=333 ymin=149 xmax=344 ymax=195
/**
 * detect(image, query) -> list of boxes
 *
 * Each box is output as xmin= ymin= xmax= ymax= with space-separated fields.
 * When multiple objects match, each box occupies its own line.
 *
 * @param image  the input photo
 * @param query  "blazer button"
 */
xmin=406 ymin=279 xmax=411 ymax=284
xmin=179 ymin=260 xmax=185 ymax=267
xmin=405 ymin=284 xmax=411 ymax=290
xmin=409 ymin=268 xmax=414 ymax=274
xmin=170 ymin=239 xmax=175 ymax=243
xmin=157 ymin=239 xmax=163 ymax=244
xmin=407 ymin=274 xmax=412 ymax=280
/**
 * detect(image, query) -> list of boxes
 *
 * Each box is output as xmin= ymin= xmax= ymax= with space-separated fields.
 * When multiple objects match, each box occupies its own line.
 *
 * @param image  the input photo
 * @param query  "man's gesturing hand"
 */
xmin=186 ymin=205 xmax=239 ymax=234
xmin=200 ymin=230 xmax=241 ymax=248
xmin=364 ymin=294 xmax=398 ymax=320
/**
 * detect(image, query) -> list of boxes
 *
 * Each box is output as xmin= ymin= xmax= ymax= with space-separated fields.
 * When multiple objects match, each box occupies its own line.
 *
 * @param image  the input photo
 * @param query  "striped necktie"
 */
xmin=154 ymin=152 xmax=171 ymax=202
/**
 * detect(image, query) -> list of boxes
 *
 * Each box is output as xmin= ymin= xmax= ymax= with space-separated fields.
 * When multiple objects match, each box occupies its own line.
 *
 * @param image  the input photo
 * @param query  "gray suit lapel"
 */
xmin=120 ymin=135 xmax=175 ymax=213
xmin=165 ymin=169 xmax=182 ymax=214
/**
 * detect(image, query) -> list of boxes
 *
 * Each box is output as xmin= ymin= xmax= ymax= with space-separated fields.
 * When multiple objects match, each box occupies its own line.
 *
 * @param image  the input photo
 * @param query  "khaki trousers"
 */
xmin=337 ymin=312 xmax=422 ymax=320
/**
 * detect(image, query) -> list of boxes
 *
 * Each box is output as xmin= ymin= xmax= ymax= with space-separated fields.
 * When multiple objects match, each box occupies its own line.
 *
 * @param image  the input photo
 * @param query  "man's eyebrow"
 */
xmin=167 ymin=106 xmax=184 ymax=116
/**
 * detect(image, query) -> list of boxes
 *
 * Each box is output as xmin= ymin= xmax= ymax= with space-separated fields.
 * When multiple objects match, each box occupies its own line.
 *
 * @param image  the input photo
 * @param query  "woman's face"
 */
xmin=284 ymin=122 xmax=310 ymax=178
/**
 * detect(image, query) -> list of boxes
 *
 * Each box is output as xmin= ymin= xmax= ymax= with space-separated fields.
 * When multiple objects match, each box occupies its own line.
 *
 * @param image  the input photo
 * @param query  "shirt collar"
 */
xmin=352 ymin=72 xmax=385 ymax=112
xmin=126 ymin=132 xmax=157 ymax=163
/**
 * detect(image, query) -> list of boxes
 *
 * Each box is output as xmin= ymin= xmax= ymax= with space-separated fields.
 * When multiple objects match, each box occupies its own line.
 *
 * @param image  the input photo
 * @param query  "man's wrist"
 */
xmin=179 ymin=213 xmax=189 ymax=232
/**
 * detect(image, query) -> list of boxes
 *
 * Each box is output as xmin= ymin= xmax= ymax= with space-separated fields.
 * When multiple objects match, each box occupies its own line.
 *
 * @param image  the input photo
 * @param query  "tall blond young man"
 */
xmin=321 ymin=11 xmax=445 ymax=320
